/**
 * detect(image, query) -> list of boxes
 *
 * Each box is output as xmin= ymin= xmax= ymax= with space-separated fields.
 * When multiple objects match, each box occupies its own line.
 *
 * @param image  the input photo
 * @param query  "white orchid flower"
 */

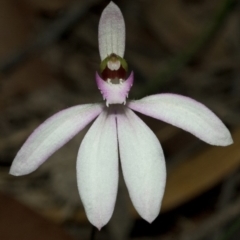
xmin=10 ymin=1 xmax=233 ymax=230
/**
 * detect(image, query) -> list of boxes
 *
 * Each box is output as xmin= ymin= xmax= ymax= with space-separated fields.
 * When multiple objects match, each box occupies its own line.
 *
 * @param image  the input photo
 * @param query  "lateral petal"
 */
xmin=129 ymin=94 xmax=233 ymax=146
xmin=10 ymin=103 xmax=103 ymax=176
xmin=117 ymin=107 xmax=166 ymax=223
xmin=77 ymin=108 xmax=118 ymax=230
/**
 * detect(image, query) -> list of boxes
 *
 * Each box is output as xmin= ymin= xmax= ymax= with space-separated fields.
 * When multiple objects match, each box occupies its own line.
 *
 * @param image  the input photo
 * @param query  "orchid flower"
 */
xmin=10 ymin=1 xmax=233 ymax=230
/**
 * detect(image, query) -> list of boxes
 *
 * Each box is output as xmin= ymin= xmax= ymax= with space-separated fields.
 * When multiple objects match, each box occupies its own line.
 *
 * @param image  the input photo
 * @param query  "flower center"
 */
xmin=100 ymin=54 xmax=128 ymax=84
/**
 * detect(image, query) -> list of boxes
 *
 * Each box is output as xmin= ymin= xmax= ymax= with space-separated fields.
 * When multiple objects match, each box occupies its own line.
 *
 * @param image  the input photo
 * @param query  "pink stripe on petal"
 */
xmin=77 ymin=108 xmax=118 ymax=230
xmin=98 ymin=2 xmax=125 ymax=60
xmin=10 ymin=103 xmax=104 ymax=176
xmin=128 ymin=94 xmax=233 ymax=146
xmin=117 ymin=107 xmax=166 ymax=223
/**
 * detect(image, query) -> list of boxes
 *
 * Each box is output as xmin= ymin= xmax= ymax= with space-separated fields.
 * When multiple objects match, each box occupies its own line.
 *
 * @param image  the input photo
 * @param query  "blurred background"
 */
xmin=0 ymin=0 xmax=240 ymax=239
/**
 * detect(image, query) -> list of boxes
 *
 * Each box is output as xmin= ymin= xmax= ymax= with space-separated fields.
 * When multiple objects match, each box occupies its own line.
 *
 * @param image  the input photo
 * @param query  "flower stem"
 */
xmin=89 ymin=226 xmax=96 ymax=240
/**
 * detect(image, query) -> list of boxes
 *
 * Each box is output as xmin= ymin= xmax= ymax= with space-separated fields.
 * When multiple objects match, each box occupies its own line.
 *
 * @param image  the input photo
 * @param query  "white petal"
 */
xmin=117 ymin=107 xmax=166 ymax=223
xmin=10 ymin=104 xmax=103 ymax=176
xmin=129 ymin=94 xmax=233 ymax=146
xmin=77 ymin=108 xmax=118 ymax=230
xmin=98 ymin=2 xmax=125 ymax=60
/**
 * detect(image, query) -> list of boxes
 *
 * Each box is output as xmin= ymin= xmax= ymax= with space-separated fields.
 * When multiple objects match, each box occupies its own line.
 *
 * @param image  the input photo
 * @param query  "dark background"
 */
xmin=0 ymin=0 xmax=240 ymax=239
